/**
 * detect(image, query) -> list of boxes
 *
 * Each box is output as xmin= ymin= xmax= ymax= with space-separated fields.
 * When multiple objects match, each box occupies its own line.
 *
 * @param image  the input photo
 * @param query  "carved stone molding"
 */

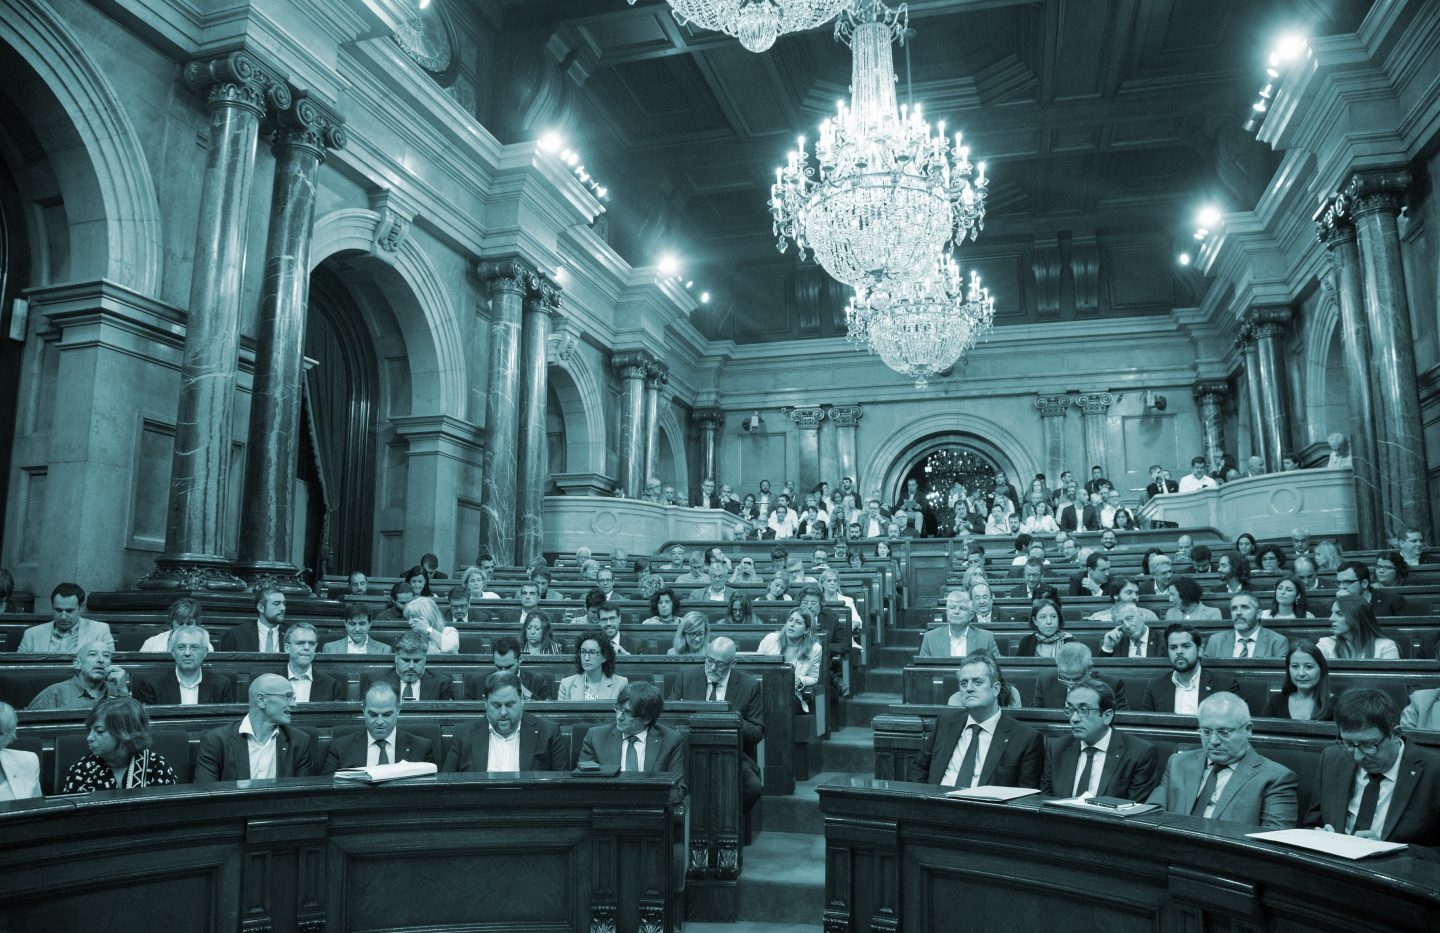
xmin=369 ymin=189 xmax=420 ymax=257
xmin=478 ymin=256 xmax=539 ymax=297
xmin=1193 ymin=381 xmax=1229 ymax=403
xmin=789 ymin=407 xmax=826 ymax=430
xmin=644 ymin=360 xmax=669 ymax=389
xmin=525 ymin=274 xmax=563 ymax=314
xmin=828 ymin=405 xmax=863 ymax=427
xmin=1071 ymin=236 xmax=1100 ymax=315
xmin=1345 ymin=169 xmax=1410 ymax=218
xmin=184 ymin=51 xmax=291 ymax=119
xmin=547 ymin=318 xmax=579 ymax=364
xmin=1073 ymin=392 xmax=1113 ymax=415
xmin=1245 ymin=305 xmax=1291 ymax=339
xmin=612 ymin=351 xmax=653 ymax=381
xmin=1314 ymin=193 xmax=1357 ymax=247
xmin=269 ymin=94 xmax=346 ymax=161
xmin=136 ymin=561 xmax=247 ymax=592
xmin=694 ymin=408 xmax=723 ymax=430
xmin=1033 ymin=394 xmax=1071 ymax=418
xmin=1032 ymin=237 xmax=1061 ymax=317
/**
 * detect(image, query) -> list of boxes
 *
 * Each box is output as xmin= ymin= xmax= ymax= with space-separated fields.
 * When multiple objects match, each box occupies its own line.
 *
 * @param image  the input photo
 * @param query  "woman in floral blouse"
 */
xmin=61 ymin=697 xmax=178 ymax=793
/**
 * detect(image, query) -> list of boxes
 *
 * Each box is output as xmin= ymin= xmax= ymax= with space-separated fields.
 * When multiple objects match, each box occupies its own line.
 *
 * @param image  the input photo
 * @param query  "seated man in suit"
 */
xmin=580 ymin=682 xmax=687 ymax=783
xmin=27 ymin=639 xmax=113 ymax=710
xmin=279 ymin=622 xmax=343 ymax=702
xmin=134 ymin=625 xmax=235 ymax=705
xmin=323 ymin=602 xmax=391 ymax=655
xmin=362 ymin=631 xmax=454 ymax=702
xmin=1139 ymin=554 xmax=1174 ymax=598
xmin=1335 ymin=560 xmax=1407 ymax=617
xmin=909 ymin=652 xmax=1043 ymax=789
xmin=220 ymin=586 xmax=287 ymax=653
xmin=1305 ymin=687 xmax=1440 ymax=859
xmin=373 ymin=582 xmax=415 ymax=622
xmin=917 ymin=589 xmax=999 ymax=659
xmin=468 ymin=636 xmax=555 ymax=701
xmin=194 ymin=673 xmax=313 ymax=781
xmin=689 ymin=560 xmax=736 ymax=605
xmin=18 ymin=582 xmax=113 ymax=654
xmin=0 ymin=700 xmax=42 ymax=800
xmin=1031 ymin=642 xmax=1128 ymax=710
xmin=1067 ymin=552 xmax=1113 ymax=599
xmin=1041 ymin=679 xmax=1158 ymax=801
xmin=322 ymin=681 xmax=435 ymax=772
xmin=1147 ymin=691 xmax=1297 ymax=829
xmin=1141 ymin=624 xmax=1242 ymax=714
xmin=1008 ymin=559 xmax=1045 ymax=601
xmin=1206 ymin=592 xmax=1288 ymax=660
xmin=443 ymin=670 xmax=567 ymax=773
xmin=1099 ymin=601 xmax=1165 ymax=658
xmin=668 ymin=636 xmax=764 ymax=811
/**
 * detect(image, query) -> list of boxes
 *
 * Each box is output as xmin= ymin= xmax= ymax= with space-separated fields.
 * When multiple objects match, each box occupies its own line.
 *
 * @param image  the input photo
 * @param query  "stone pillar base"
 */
xmin=135 ymin=559 xmax=247 ymax=592
xmin=231 ymin=562 xmax=312 ymax=595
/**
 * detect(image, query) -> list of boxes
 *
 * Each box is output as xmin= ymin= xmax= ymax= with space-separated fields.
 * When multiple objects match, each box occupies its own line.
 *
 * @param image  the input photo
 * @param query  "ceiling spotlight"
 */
xmin=658 ymin=255 xmax=681 ymax=276
xmin=419 ymin=0 xmax=432 ymax=9
xmin=1275 ymin=33 xmax=1306 ymax=62
xmin=538 ymin=132 xmax=564 ymax=153
xmin=1242 ymin=114 xmax=1261 ymax=133
xmin=1178 ymin=253 xmax=1192 ymax=266
xmin=1196 ymin=205 xmax=1222 ymax=228
xmin=700 ymin=291 xmax=712 ymax=303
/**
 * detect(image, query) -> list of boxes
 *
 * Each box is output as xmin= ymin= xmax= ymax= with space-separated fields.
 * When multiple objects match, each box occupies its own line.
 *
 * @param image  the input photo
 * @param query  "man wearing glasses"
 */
xmin=1040 ymin=679 xmax=1158 ymax=801
xmin=1146 ymin=692 xmax=1296 ymax=828
xmin=1333 ymin=561 xmax=1406 ymax=617
xmin=1305 ymin=688 xmax=1440 ymax=857
xmin=668 ymin=636 xmax=764 ymax=812
xmin=194 ymin=673 xmax=313 ymax=781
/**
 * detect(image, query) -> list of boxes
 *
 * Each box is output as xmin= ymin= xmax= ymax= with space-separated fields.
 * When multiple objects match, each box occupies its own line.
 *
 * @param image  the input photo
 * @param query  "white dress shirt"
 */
xmin=1345 ymin=742 xmax=1403 ymax=835
xmin=1198 ymin=759 xmax=1236 ymax=818
xmin=367 ymin=730 xmax=396 ymax=768
xmin=947 ymin=627 xmax=970 ymax=657
xmin=487 ymin=726 xmax=522 ymax=772
xmin=346 ymin=638 xmax=374 ymax=654
xmin=1073 ymin=727 xmax=1113 ymax=797
xmin=239 ymin=714 xmax=279 ymax=779
xmin=941 ymin=709 xmax=1002 ymax=787
xmin=287 ymin=666 xmax=313 ymax=703
xmin=1177 ymin=474 xmax=1218 ymax=493
xmin=256 ymin=621 xmax=282 ymax=652
xmin=1172 ymin=669 xmax=1202 ymax=715
xmin=621 ymin=729 xmax=649 ymax=773
xmin=176 ymin=671 xmax=202 ymax=706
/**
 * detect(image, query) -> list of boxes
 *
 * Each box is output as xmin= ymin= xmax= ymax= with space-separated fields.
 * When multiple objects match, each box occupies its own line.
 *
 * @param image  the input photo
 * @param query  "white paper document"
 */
xmin=333 ymin=761 xmax=438 ymax=783
xmin=1246 ymin=828 xmax=1409 ymax=860
xmin=944 ymin=785 xmax=1041 ymax=802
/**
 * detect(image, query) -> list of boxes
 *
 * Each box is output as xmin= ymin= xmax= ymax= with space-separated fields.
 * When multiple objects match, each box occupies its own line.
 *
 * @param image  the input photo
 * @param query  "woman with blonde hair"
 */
xmin=757 ymin=608 xmax=823 ymax=713
xmin=667 ymin=611 xmax=710 ymax=657
xmin=405 ymin=595 xmax=459 ymax=654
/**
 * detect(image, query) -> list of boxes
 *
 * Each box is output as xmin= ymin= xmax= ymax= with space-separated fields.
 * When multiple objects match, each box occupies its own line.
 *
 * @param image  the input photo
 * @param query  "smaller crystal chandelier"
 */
xmin=627 ymin=1 xmax=854 ymax=53
xmin=845 ymin=257 xmax=995 ymax=387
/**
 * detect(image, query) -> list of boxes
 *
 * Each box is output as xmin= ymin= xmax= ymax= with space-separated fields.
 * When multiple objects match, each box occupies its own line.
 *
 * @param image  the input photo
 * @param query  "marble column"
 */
xmin=478 ymin=258 xmax=535 ymax=564
xmin=1246 ymin=306 xmax=1294 ymax=472
xmin=642 ymin=362 xmax=668 ymax=488
xmin=234 ymin=95 xmax=345 ymax=593
xmin=614 ymin=352 xmax=652 ymax=498
xmin=1317 ymin=196 xmax=1383 ymax=547
xmin=515 ymin=276 xmax=561 ymax=568
xmin=1073 ymin=393 xmax=1113 ymax=477
xmin=1348 ymin=169 xmax=1431 ymax=537
xmin=1193 ymin=382 xmax=1228 ymax=475
xmin=829 ymin=406 xmax=863 ymax=490
xmin=694 ymin=409 xmax=722 ymax=485
xmin=1033 ymin=394 xmax=1071 ymax=484
xmin=789 ymin=407 xmax=826 ymax=493
xmin=144 ymin=52 xmax=289 ymax=591
xmin=1237 ymin=329 xmax=1267 ymax=466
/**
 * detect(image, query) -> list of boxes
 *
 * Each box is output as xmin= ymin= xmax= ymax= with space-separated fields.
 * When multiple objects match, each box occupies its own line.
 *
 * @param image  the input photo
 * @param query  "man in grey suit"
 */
xmin=668 ymin=637 xmax=764 ymax=811
xmin=442 ymin=671 xmax=566 ymax=772
xmin=322 ymin=682 xmax=435 ymax=772
xmin=917 ymin=589 xmax=999 ymax=659
xmin=17 ymin=582 xmax=113 ymax=654
xmin=1204 ymin=592 xmax=1289 ymax=660
xmin=322 ymin=603 xmax=391 ymax=654
xmin=579 ymin=682 xmax=687 ymax=782
xmin=1147 ymin=692 xmax=1297 ymax=829
xmin=194 ymin=674 xmax=314 ymax=781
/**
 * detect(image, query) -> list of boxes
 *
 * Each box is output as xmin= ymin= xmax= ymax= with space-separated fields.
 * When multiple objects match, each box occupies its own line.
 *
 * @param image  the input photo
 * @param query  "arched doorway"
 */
xmin=896 ymin=444 xmax=1001 ymax=536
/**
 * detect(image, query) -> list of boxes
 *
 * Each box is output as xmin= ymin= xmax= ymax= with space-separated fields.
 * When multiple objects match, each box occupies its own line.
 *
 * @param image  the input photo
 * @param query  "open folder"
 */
xmin=333 ymin=762 xmax=438 ymax=784
xmin=1247 ymin=828 xmax=1409 ymax=860
xmin=944 ymin=785 xmax=1041 ymax=802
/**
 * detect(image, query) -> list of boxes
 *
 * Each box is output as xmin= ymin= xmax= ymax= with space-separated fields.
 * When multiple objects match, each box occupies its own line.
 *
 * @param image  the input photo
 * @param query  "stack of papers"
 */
xmin=333 ymin=762 xmax=438 ymax=784
xmin=944 ymin=785 xmax=1041 ymax=802
xmin=1246 ymin=828 xmax=1409 ymax=860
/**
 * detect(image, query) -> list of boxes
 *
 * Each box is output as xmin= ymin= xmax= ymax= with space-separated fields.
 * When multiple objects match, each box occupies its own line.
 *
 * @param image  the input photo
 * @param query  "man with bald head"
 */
xmin=323 ymin=682 xmax=435 ymax=772
xmin=194 ymin=673 xmax=313 ymax=781
xmin=668 ymin=636 xmax=764 ymax=811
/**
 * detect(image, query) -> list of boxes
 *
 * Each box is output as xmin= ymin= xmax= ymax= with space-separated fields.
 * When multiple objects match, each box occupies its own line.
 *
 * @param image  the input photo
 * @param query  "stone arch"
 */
xmin=863 ymin=411 xmax=1040 ymax=505
xmin=1302 ymin=287 xmax=1343 ymax=444
xmin=547 ymin=357 xmax=604 ymax=472
xmin=656 ymin=406 xmax=688 ymax=491
xmin=0 ymin=0 xmax=163 ymax=295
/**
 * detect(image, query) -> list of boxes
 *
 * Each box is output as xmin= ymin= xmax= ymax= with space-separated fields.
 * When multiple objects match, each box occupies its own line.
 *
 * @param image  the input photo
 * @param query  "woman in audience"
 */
xmin=1164 ymin=576 xmax=1217 ymax=621
xmin=728 ymin=593 xmax=760 ymax=625
xmin=521 ymin=612 xmax=566 ymax=656
xmin=1234 ymin=532 xmax=1258 ymax=566
xmin=763 ymin=573 xmax=792 ymax=602
xmin=846 ymin=549 xmax=865 ymax=571
xmin=1262 ymin=640 xmax=1333 ymax=721
xmin=60 ymin=697 xmax=179 ymax=793
xmin=874 ymin=539 xmax=894 ymax=562
xmin=462 ymin=565 xmax=499 ymax=601
xmin=1262 ymin=575 xmax=1313 ymax=619
xmin=1255 ymin=544 xmax=1287 ymax=573
xmin=638 ymin=572 xmax=666 ymax=600
xmin=557 ymin=630 xmax=628 ymax=700
xmin=819 ymin=569 xmax=859 ymax=623
xmin=406 ymin=595 xmax=458 ymax=654
xmin=758 ymin=608 xmax=823 ymax=713
xmin=139 ymin=597 xmax=214 ymax=652
xmin=1373 ymin=549 xmax=1409 ymax=590
xmin=1112 ymin=508 xmax=1136 ymax=531
xmin=1085 ymin=577 xmax=1158 ymax=625
xmin=1313 ymin=540 xmax=1344 ymax=572
xmin=1318 ymin=595 xmax=1401 ymax=660
xmin=403 ymin=565 xmax=433 ymax=598
xmin=667 ymin=611 xmax=710 ymax=657
xmin=1019 ymin=493 xmax=1057 ymax=534
xmin=1213 ymin=551 xmax=1251 ymax=595
xmin=1015 ymin=598 xmax=1072 ymax=658
xmin=642 ymin=588 xmax=681 ymax=626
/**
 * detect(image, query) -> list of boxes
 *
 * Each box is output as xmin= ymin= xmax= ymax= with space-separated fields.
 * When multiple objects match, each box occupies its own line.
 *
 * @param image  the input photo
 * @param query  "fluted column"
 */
xmin=695 ymin=409 xmax=722 ymax=486
xmin=1033 ymin=395 xmax=1071 ymax=484
xmin=144 ymin=52 xmax=290 ymax=591
xmin=829 ymin=406 xmax=863 ymax=491
xmin=1245 ymin=306 xmax=1293 ymax=471
xmin=790 ymin=407 xmax=826 ymax=493
xmin=1073 ymin=393 xmax=1113 ymax=477
xmin=516 ymin=276 xmax=561 ymax=567
xmin=1348 ymin=169 xmax=1430 ymax=536
xmin=641 ymin=362 xmax=668 ymax=489
xmin=234 ymin=95 xmax=345 ymax=592
xmin=614 ymin=352 xmax=652 ymax=498
xmin=1317 ymin=196 xmax=1383 ymax=547
xmin=1237 ymin=330 xmax=1266 ymax=466
xmin=1193 ymin=382 xmax=1228 ymax=476
xmin=478 ymin=258 xmax=534 ymax=563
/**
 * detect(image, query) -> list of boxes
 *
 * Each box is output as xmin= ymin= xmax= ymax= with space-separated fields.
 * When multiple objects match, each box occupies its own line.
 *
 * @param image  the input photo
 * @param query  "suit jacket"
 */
xmin=1146 ymin=480 xmax=1180 ymax=498
xmin=1140 ymin=668 xmax=1242 ymax=712
xmin=322 ymin=637 xmax=391 ymax=654
xmin=219 ymin=622 xmax=287 ymax=652
xmin=690 ymin=492 xmax=719 ymax=509
xmin=1204 ymin=627 xmax=1290 ymax=660
xmin=194 ymin=721 xmax=313 ymax=781
xmin=1007 ymin=582 xmax=1042 ymax=600
xmin=1098 ymin=628 xmax=1166 ymax=658
xmin=1067 ymin=572 xmax=1118 ymax=599
xmin=1147 ymin=746 xmax=1297 ymax=829
xmin=814 ymin=606 xmax=851 ymax=657
xmin=1057 ymin=504 xmax=1081 ymax=532
xmin=134 ymin=670 xmax=236 ymax=705
xmin=1304 ymin=743 xmax=1440 ymax=859
xmin=1369 ymin=589 xmax=1408 ymax=618
xmin=363 ymin=670 xmax=455 ymax=701
xmin=17 ymin=618 xmax=114 ymax=653
xmin=580 ymin=721 xmax=687 ymax=776
xmin=1165 ymin=605 xmax=1222 ymax=623
xmin=442 ymin=716 xmax=567 ymax=772
xmin=281 ymin=668 xmax=345 ymax=702
xmin=908 ymin=709 xmax=1044 ymax=788
xmin=669 ymin=666 xmax=764 ymax=758
xmin=1041 ymin=728 xmax=1160 ymax=801
xmin=688 ymin=586 xmax=737 ymax=604
xmin=1080 ymin=505 xmax=1103 ymax=531
xmin=0 ymin=747 xmax=42 ymax=799
xmin=1031 ymin=672 xmax=1129 ymax=710
xmin=465 ymin=668 xmax=555 ymax=701
xmin=917 ymin=625 xmax=999 ymax=659
xmin=322 ymin=728 xmax=435 ymax=773
xmin=1401 ymin=687 xmax=1440 ymax=731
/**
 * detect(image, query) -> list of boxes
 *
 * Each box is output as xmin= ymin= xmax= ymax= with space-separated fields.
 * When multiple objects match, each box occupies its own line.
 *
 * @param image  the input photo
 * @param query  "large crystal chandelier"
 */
xmin=845 ymin=257 xmax=995 ymax=387
xmin=627 ymin=1 xmax=854 ymax=53
xmin=770 ymin=1 xmax=987 ymax=288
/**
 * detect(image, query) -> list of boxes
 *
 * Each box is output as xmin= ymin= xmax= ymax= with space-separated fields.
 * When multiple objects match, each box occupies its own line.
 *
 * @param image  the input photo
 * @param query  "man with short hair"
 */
xmin=860 ymin=498 xmax=888 ymax=538
xmin=374 ymin=581 xmax=415 ymax=621
xmin=690 ymin=477 xmax=719 ymax=509
xmin=1177 ymin=456 xmax=1220 ymax=493
xmin=1335 ymin=560 xmax=1406 ymax=616
xmin=508 ymin=582 xmax=543 ymax=631
xmin=1292 ymin=556 xmax=1319 ymax=594
xmin=1242 ymin=454 xmax=1266 ymax=478
xmin=767 ymin=494 xmax=799 ymax=539
xmin=323 ymin=603 xmax=391 ymax=654
xmin=969 ymin=581 xmax=999 ymax=627
xmin=755 ymin=479 xmax=774 ymax=517
xmin=1041 ymin=679 xmax=1158 ymax=801
xmin=718 ymin=483 xmax=742 ymax=515
xmin=322 ymin=681 xmax=436 ymax=771
xmin=909 ymin=652 xmax=1043 ymax=789
xmin=663 ymin=545 xmax=688 ymax=571
xmin=138 ymin=597 xmax=213 ymax=653
xmin=674 ymin=552 xmax=708 ymax=587
xmin=1304 ymin=687 xmax=1440 ymax=856
xmin=597 ymin=602 xmax=630 ymax=656
xmin=1400 ymin=527 xmax=1430 ymax=566
xmin=445 ymin=585 xmax=473 ymax=626
xmin=1031 ymin=642 xmax=1128 ymax=710
xmin=135 ymin=626 xmax=235 ymax=705
xmin=1189 ymin=544 xmax=1214 ymax=574
xmin=690 ymin=561 xmax=736 ymax=605
xmin=1206 ymin=593 xmax=1288 ymax=659
xmin=470 ymin=635 xmax=555 ymax=701
xmin=222 ymin=586 xmax=287 ymax=652
xmin=1172 ymin=534 xmax=1195 ymax=569
xmin=1068 ymin=551 xmax=1113 ymax=598
xmin=27 ymin=640 xmax=113 ymax=710
xmin=1098 ymin=602 xmax=1164 ymax=657
xmin=668 ymin=637 xmax=764 ymax=810
xmin=1083 ymin=465 xmax=1108 ymax=497
xmin=17 ymin=582 xmax=113 ymax=654
xmin=580 ymin=682 xmax=688 ymax=778
xmin=1140 ymin=624 xmax=1241 ymax=714
xmin=1099 ymin=528 xmax=1119 ymax=551
xmin=1146 ymin=465 xmax=1179 ymax=500
xmin=194 ymin=673 xmax=314 ymax=781
xmin=348 ymin=571 xmax=369 ymax=596
xmin=1280 ymin=453 xmax=1300 ymax=471
xmin=1290 ymin=527 xmax=1312 ymax=562
xmin=279 ymin=622 xmax=343 ymax=702
xmin=1008 ymin=559 xmax=1045 ymax=600
xmin=1147 ymin=692 xmax=1296 ymax=829
xmin=363 ymin=631 xmax=455 ymax=701
xmin=1141 ymin=554 xmax=1174 ymax=597
xmin=917 ymin=590 xmax=999 ymax=659
xmin=443 ymin=670 xmax=567 ymax=772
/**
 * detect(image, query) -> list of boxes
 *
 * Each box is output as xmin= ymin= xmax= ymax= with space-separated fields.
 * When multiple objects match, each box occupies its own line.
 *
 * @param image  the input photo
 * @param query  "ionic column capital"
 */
xmin=1244 ymin=305 xmax=1292 ymax=339
xmin=789 ymin=407 xmax=826 ymax=430
xmin=478 ymin=256 xmax=540 ymax=297
xmin=1193 ymin=381 xmax=1228 ymax=404
xmin=184 ymin=51 xmax=290 ymax=119
xmin=1074 ymin=392 xmax=1113 ymax=415
xmin=524 ymin=274 xmax=563 ymax=314
xmin=269 ymin=94 xmax=346 ymax=161
xmin=694 ymin=409 xmax=724 ymax=430
xmin=1345 ymin=169 xmax=1410 ymax=219
xmin=1034 ymin=394 xmax=1072 ymax=418
xmin=1314 ymin=193 xmax=1357 ymax=248
xmin=828 ymin=405 xmax=863 ymax=427
xmin=612 ymin=351 xmax=654 ymax=380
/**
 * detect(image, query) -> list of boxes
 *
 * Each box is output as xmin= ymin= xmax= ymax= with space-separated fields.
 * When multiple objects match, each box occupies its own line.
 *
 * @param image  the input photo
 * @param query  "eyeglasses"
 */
xmin=1062 ymin=705 xmax=1101 ymax=717
xmin=259 ymin=692 xmax=297 ymax=703
xmin=578 ymin=649 xmax=603 ymax=658
xmin=1336 ymin=738 xmax=1385 ymax=755
xmin=1334 ymin=576 xmax=1361 ymax=588
xmin=1197 ymin=727 xmax=1241 ymax=740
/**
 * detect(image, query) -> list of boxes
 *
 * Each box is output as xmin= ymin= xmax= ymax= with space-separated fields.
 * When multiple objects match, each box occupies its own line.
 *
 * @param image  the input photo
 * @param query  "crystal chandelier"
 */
xmin=770 ymin=0 xmax=987 ymax=288
xmin=627 ymin=1 xmax=854 ymax=53
xmin=845 ymin=257 xmax=995 ymax=387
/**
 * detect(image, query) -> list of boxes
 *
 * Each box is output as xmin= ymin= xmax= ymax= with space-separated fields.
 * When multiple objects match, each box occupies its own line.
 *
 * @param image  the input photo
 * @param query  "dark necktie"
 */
xmin=1074 ymin=745 xmax=1099 ymax=796
xmin=1241 ymin=638 xmax=1252 ymax=659
xmin=707 ymin=682 xmax=718 ymax=702
xmin=1353 ymin=772 xmax=1385 ymax=833
xmin=1191 ymin=763 xmax=1227 ymax=816
xmin=375 ymin=740 xmax=389 ymax=765
xmin=954 ymin=724 xmax=984 ymax=788
xmin=625 ymin=736 xmax=640 ymax=773
xmin=405 ymin=683 xmax=417 ymax=702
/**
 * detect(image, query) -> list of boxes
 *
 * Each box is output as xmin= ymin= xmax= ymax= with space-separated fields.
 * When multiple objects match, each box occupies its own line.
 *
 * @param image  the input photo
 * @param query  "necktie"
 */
xmin=1191 ymin=763 xmax=1227 ymax=816
xmin=405 ymin=683 xmax=417 ymax=702
xmin=707 ymin=682 xmax=718 ymax=702
xmin=1242 ymin=638 xmax=1252 ymax=659
xmin=954 ymin=724 xmax=984 ymax=789
xmin=265 ymin=628 xmax=276 ymax=653
xmin=375 ymin=740 xmax=389 ymax=765
xmin=1074 ymin=746 xmax=1099 ymax=797
xmin=1353 ymin=772 xmax=1385 ymax=833
xmin=625 ymin=736 xmax=640 ymax=773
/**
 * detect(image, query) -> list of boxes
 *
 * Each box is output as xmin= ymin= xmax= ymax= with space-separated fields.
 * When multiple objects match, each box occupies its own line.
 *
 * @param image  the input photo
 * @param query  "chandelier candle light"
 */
xmin=627 ymin=0 xmax=854 ymax=53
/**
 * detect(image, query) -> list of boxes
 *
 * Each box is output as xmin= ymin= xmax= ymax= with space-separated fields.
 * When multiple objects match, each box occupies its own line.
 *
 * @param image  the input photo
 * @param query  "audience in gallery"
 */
xmin=61 ymin=697 xmax=179 ymax=793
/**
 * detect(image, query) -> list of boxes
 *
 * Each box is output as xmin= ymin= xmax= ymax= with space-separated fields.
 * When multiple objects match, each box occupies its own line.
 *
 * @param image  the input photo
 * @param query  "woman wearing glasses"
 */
xmin=557 ymin=630 xmax=628 ymax=701
xmin=1261 ymin=640 xmax=1334 ymax=721
xmin=667 ymin=611 xmax=710 ymax=657
xmin=61 ymin=697 xmax=179 ymax=793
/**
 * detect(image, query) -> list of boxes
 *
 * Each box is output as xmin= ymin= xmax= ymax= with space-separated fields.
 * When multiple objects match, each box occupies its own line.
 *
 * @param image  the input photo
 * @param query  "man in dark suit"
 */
xmin=1007 ymin=560 xmax=1045 ymax=601
xmin=718 ymin=483 xmax=742 ymax=515
xmin=134 ymin=626 xmax=235 ymax=705
xmin=689 ymin=477 xmax=720 ymax=509
xmin=194 ymin=673 xmax=313 ymax=781
xmin=322 ymin=602 xmax=391 ymax=654
xmin=466 ymin=636 xmax=555 ymax=701
xmin=1145 ymin=464 xmax=1179 ymax=499
xmin=1041 ymin=679 xmax=1158 ymax=801
xmin=1031 ymin=643 xmax=1128 ymax=710
xmin=1068 ymin=551 xmax=1113 ymax=598
xmin=278 ymin=622 xmax=344 ymax=702
xmin=1305 ymin=688 xmax=1440 ymax=860
xmin=669 ymin=636 xmax=764 ymax=810
xmin=1335 ymin=561 xmax=1407 ymax=617
xmin=442 ymin=670 xmax=567 ymax=772
xmin=908 ymin=652 xmax=1044 ymax=789
xmin=1099 ymin=603 xmax=1166 ymax=658
xmin=579 ymin=682 xmax=687 ymax=782
xmin=322 ymin=682 xmax=435 ymax=772
xmin=220 ymin=585 xmax=287 ymax=653
xmin=1140 ymin=624 xmax=1242 ymax=713
xmin=1082 ymin=465 xmax=1108 ymax=497
xmin=361 ymin=631 xmax=455 ymax=701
